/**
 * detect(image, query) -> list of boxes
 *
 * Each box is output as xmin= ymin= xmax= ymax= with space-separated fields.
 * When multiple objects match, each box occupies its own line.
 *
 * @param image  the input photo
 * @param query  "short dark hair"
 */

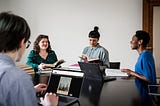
xmin=135 ymin=30 xmax=150 ymax=47
xmin=88 ymin=26 xmax=100 ymax=39
xmin=0 ymin=12 xmax=30 ymax=52
xmin=33 ymin=34 xmax=52 ymax=53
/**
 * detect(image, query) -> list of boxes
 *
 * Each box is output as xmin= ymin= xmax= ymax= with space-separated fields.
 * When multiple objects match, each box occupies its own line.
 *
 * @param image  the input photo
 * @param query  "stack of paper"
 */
xmin=105 ymin=68 xmax=128 ymax=77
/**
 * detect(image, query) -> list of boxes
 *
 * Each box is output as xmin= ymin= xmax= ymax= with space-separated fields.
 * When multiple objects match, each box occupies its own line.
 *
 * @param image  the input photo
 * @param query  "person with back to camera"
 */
xmin=0 ymin=12 xmax=58 ymax=106
xmin=26 ymin=35 xmax=58 ymax=85
xmin=81 ymin=26 xmax=110 ymax=70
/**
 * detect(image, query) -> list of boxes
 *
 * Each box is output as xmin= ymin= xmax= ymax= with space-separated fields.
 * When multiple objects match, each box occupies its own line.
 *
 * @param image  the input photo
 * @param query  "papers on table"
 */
xmin=105 ymin=68 xmax=128 ymax=77
xmin=52 ymin=70 xmax=84 ymax=77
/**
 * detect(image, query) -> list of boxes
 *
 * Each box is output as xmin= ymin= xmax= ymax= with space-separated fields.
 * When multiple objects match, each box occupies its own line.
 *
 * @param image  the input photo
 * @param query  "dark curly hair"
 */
xmin=135 ymin=30 xmax=150 ymax=47
xmin=33 ymin=34 xmax=52 ymax=53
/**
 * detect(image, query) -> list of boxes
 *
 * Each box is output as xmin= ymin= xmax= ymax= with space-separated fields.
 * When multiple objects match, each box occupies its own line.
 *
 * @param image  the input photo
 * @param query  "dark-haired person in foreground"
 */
xmin=0 ymin=12 xmax=58 ymax=106
xmin=81 ymin=26 xmax=110 ymax=68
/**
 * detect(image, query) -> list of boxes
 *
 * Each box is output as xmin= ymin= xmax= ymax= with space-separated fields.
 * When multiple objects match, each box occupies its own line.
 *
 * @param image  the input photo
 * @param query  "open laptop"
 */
xmin=78 ymin=61 xmax=116 ymax=82
xmin=46 ymin=69 xmax=84 ymax=106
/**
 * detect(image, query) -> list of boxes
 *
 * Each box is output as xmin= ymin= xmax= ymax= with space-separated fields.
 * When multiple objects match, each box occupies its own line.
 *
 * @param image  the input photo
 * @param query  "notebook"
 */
xmin=78 ymin=62 xmax=116 ymax=82
xmin=46 ymin=69 xmax=84 ymax=106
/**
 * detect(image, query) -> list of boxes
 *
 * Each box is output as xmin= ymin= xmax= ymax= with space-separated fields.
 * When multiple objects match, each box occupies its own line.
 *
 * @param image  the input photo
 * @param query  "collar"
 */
xmin=0 ymin=53 xmax=15 ymax=67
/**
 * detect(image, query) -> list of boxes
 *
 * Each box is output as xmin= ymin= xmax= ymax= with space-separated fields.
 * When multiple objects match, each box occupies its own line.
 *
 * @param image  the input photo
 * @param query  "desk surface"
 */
xmin=79 ymin=78 xmax=144 ymax=106
xmin=37 ymin=72 xmax=156 ymax=106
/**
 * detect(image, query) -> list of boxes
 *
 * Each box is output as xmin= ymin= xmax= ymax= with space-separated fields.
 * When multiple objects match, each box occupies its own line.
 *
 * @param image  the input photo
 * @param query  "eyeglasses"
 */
xmin=26 ymin=40 xmax=31 ymax=49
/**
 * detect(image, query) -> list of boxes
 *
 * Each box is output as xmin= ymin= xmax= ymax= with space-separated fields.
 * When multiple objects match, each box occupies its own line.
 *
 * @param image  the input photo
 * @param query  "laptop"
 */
xmin=46 ymin=69 xmax=84 ymax=106
xmin=78 ymin=62 xmax=116 ymax=82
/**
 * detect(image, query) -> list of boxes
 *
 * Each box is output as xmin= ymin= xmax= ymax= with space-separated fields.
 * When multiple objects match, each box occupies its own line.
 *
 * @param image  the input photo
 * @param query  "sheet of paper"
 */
xmin=52 ymin=70 xmax=84 ymax=77
xmin=105 ymin=68 xmax=128 ymax=77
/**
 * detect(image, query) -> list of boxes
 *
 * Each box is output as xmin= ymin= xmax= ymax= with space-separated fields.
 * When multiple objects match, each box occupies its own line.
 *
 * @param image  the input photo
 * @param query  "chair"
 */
xmin=148 ymin=84 xmax=160 ymax=105
xmin=109 ymin=62 xmax=120 ymax=69
xmin=148 ymin=78 xmax=160 ymax=105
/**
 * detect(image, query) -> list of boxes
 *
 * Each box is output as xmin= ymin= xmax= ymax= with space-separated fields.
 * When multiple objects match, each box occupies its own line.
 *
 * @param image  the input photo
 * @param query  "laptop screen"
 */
xmin=47 ymin=70 xmax=84 ymax=98
xmin=78 ymin=62 xmax=103 ymax=81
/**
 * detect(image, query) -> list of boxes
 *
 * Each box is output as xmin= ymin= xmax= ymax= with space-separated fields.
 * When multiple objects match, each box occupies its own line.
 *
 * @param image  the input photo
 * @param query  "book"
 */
xmin=43 ymin=59 xmax=65 ymax=68
xmin=87 ymin=58 xmax=100 ymax=63
xmin=79 ymin=55 xmax=100 ymax=63
xmin=105 ymin=68 xmax=128 ymax=77
xmin=16 ymin=65 xmax=34 ymax=73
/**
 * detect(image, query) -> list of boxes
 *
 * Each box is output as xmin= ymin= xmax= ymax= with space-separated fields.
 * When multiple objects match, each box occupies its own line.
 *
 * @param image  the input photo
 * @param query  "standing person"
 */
xmin=26 ymin=35 xmax=58 ymax=84
xmin=122 ymin=30 xmax=156 ymax=84
xmin=0 ymin=12 xmax=58 ymax=106
xmin=122 ymin=30 xmax=157 ymax=106
xmin=81 ymin=26 xmax=110 ymax=68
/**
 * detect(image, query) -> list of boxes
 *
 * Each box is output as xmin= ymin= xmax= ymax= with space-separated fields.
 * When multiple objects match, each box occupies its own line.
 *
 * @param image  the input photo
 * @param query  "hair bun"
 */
xmin=94 ymin=26 xmax=99 ymax=32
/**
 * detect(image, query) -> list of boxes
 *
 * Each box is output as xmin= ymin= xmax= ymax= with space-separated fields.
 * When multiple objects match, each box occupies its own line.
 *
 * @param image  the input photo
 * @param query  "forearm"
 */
xmin=130 ymin=71 xmax=150 ymax=83
xmin=26 ymin=61 xmax=38 ymax=69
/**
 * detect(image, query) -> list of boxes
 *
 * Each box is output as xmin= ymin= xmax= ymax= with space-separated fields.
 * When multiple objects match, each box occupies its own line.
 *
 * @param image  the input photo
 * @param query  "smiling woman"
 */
xmin=26 ymin=34 xmax=58 ymax=84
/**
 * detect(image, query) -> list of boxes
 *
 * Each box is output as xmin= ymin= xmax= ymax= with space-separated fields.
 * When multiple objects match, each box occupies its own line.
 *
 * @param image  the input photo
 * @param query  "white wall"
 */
xmin=0 ymin=0 xmax=142 ymax=70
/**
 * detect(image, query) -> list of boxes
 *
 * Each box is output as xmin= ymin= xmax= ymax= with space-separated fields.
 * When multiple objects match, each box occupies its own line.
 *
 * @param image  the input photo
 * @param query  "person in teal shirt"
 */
xmin=82 ymin=26 xmax=110 ymax=68
xmin=26 ymin=35 xmax=58 ymax=84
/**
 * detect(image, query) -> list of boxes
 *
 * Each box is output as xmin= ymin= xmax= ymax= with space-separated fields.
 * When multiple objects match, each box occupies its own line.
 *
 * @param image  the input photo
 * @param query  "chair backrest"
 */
xmin=109 ymin=62 xmax=120 ymax=69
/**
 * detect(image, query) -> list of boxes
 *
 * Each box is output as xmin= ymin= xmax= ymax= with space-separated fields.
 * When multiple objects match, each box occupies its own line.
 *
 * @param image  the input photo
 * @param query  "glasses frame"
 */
xmin=26 ymin=40 xmax=31 ymax=49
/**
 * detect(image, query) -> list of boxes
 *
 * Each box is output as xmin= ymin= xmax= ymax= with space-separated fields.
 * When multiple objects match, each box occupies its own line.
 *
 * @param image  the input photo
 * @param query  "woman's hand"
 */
xmin=121 ymin=69 xmax=133 ymax=75
xmin=38 ymin=63 xmax=46 ymax=70
xmin=81 ymin=54 xmax=88 ymax=62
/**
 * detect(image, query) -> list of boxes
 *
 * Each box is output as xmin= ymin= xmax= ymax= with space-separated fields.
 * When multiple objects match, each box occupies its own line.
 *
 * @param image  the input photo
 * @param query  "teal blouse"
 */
xmin=26 ymin=50 xmax=58 ymax=72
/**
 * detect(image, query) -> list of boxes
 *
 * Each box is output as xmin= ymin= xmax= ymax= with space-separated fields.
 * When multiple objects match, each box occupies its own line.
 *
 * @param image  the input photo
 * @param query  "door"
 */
xmin=153 ymin=6 xmax=160 ymax=77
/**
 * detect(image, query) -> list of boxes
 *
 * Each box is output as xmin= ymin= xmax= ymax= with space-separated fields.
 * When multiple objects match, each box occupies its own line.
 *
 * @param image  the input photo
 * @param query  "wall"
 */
xmin=0 ymin=0 xmax=142 ymax=70
xmin=153 ymin=6 xmax=160 ymax=77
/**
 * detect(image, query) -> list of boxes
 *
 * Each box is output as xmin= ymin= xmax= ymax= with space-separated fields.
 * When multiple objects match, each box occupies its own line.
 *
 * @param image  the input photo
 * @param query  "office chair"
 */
xmin=109 ymin=62 xmax=120 ymax=69
xmin=148 ymin=78 xmax=160 ymax=106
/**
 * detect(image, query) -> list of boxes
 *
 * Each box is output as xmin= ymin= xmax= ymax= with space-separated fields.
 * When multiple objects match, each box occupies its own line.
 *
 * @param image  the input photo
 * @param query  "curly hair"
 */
xmin=33 ymin=34 xmax=52 ymax=53
xmin=135 ymin=30 xmax=150 ymax=47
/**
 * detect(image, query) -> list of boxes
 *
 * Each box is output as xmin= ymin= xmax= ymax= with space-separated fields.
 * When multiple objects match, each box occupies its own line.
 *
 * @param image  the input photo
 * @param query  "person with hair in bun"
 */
xmin=81 ymin=26 xmax=110 ymax=68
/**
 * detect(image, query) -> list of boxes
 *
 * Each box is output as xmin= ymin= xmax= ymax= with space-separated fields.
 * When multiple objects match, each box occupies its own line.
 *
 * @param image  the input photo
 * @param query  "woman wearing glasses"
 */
xmin=26 ymin=35 xmax=58 ymax=84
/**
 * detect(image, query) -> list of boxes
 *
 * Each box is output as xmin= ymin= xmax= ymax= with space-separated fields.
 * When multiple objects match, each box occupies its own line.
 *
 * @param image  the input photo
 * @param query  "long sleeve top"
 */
xmin=0 ymin=54 xmax=37 ymax=106
xmin=26 ymin=50 xmax=58 ymax=72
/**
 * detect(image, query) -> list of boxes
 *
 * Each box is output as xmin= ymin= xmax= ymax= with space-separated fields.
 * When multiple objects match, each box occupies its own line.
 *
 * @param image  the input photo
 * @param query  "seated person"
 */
xmin=0 ymin=12 xmax=58 ymax=106
xmin=26 ymin=35 xmax=58 ymax=84
xmin=81 ymin=26 xmax=110 ymax=69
